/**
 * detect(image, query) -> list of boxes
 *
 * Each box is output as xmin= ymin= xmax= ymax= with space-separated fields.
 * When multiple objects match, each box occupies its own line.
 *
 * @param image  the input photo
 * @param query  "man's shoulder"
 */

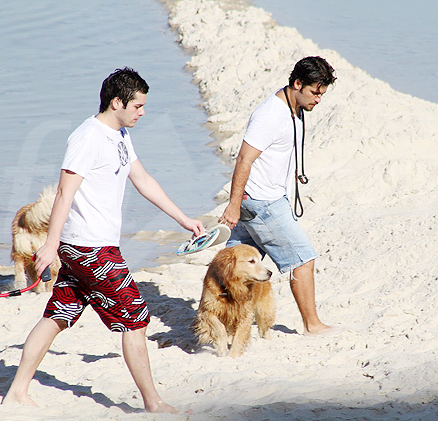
xmin=252 ymin=92 xmax=288 ymax=119
xmin=68 ymin=117 xmax=103 ymax=143
xmin=248 ymin=93 xmax=289 ymax=131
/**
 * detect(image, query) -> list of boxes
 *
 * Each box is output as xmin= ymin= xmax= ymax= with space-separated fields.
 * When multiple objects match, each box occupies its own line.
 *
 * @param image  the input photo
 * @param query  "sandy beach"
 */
xmin=1 ymin=0 xmax=438 ymax=419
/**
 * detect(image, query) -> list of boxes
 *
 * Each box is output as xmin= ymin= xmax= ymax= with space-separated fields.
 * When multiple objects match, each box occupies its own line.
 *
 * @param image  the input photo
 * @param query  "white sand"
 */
xmin=1 ymin=0 xmax=438 ymax=419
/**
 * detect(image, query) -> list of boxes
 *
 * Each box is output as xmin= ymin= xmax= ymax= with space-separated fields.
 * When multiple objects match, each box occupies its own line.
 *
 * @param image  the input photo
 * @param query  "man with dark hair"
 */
xmin=2 ymin=67 xmax=203 ymax=413
xmin=219 ymin=56 xmax=337 ymax=336
xmin=99 ymin=67 xmax=150 ymax=113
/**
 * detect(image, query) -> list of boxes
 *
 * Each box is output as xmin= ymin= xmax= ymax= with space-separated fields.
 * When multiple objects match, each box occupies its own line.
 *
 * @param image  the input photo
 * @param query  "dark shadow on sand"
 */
xmin=0 ymin=274 xmax=15 ymax=292
xmin=136 ymin=280 xmax=200 ymax=353
xmin=212 ymin=397 xmax=438 ymax=420
xmin=0 ymin=359 xmax=142 ymax=413
xmin=272 ymin=324 xmax=298 ymax=335
xmin=7 ymin=344 xmax=120 ymax=364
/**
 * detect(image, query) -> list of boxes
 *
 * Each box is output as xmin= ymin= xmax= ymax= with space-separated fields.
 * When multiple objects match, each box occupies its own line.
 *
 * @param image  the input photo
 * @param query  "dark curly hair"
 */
xmin=289 ymin=56 xmax=336 ymax=88
xmin=99 ymin=67 xmax=149 ymax=113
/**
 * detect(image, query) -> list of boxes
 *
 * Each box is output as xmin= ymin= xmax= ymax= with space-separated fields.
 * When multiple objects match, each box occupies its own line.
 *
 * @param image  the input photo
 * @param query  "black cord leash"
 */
xmin=283 ymin=86 xmax=308 ymax=218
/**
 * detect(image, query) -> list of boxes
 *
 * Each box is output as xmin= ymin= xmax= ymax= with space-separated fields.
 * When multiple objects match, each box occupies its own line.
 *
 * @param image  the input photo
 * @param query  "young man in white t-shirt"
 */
xmin=3 ymin=68 xmax=203 ymax=413
xmin=219 ymin=56 xmax=337 ymax=337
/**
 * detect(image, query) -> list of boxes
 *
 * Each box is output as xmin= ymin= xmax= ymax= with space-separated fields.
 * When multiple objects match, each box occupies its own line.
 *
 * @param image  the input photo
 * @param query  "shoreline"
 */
xmin=1 ymin=1 xmax=438 ymax=419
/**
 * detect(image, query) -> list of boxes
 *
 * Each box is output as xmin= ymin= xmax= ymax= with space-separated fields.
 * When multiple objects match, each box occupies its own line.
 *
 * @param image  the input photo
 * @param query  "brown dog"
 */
xmin=195 ymin=244 xmax=275 ymax=358
xmin=11 ymin=185 xmax=60 ymax=293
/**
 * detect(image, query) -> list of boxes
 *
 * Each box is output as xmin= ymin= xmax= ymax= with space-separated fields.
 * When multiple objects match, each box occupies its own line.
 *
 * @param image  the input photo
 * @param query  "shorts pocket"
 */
xmin=240 ymin=205 xmax=256 ymax=222
xmin=241 ymin=199 xmax=277 ymax=246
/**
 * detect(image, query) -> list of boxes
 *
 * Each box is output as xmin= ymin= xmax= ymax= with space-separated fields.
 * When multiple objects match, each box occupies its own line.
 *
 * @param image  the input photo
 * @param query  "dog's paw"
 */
xmin=215 ymin=343 xmax=228 ymax=357
xmin=261 ymin=330 xmax=272 ymax=340
xmin=228 ymin=349 xmax=243 ymax=359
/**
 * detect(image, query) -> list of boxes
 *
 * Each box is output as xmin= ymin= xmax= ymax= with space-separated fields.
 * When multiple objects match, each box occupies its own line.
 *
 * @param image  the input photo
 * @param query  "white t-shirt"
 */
xmin=60 ymin=116 xmax=138 ymax=247
xmin=244 ymin=90 xmax=303 ymax=201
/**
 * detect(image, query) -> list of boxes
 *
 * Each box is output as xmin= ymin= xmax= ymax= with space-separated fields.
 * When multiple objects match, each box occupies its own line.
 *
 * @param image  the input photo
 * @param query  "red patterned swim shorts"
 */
xmin=44 ymin=243 xmax=150 ymax=332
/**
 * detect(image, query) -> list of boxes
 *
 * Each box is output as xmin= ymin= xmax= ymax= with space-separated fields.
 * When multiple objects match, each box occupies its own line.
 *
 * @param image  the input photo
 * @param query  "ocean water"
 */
xmin=0 ymin=0 xmax=227 ymax=284
xmin=253 ymin=0 xmax=438 ymax=104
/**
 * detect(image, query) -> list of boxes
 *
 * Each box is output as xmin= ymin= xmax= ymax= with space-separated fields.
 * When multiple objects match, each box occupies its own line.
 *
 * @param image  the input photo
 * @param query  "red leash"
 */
xmin=0 ymin=265 xmax=51 ymax=298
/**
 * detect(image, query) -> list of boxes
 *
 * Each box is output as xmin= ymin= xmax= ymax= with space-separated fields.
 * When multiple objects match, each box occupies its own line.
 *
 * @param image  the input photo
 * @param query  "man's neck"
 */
xmin=277 ymin=86 xmax=300 ymax=117
xmin=96 ymin=112 xmax=122 ymax=131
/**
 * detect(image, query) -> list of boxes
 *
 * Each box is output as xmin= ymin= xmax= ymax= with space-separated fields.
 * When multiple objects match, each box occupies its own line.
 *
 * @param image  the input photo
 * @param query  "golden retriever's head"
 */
xmin=209 ymin=245 xmax=272 ymax=300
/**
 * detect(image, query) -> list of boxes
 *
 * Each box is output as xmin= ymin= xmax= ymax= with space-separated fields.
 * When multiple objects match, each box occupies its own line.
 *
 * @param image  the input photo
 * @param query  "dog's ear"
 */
xmin=213 ymin=248 xmax=252 ymax=302
xmin=211 ymin=248 xmax=236 ymax=287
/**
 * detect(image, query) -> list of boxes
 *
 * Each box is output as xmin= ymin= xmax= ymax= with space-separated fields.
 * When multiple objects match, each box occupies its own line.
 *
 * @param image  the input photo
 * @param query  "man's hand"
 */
xmin=34 ymin=243 xmax=58 ymax=278
xmin=218 ymin=203 xmax=240 ymax=229
xmin=218 ymin=141 xmax=261 ymax=230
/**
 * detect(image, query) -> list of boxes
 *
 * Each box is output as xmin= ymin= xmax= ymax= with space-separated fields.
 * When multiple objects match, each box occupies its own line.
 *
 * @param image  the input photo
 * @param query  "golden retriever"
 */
xmin=195 ymin=244 xmax=275 ymax=358
xmin=11 ymin=185 xmax=60 ymax=293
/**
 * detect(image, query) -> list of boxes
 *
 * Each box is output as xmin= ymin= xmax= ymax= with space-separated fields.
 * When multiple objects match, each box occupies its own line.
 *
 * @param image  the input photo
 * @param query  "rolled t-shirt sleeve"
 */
xmin=61 ymin=135 xmax=97 ymax=178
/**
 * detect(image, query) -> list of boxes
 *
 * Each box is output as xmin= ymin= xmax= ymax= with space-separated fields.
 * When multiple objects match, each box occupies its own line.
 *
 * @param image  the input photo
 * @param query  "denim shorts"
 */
xmin=227 ymin=195 xmax=317 ymax=273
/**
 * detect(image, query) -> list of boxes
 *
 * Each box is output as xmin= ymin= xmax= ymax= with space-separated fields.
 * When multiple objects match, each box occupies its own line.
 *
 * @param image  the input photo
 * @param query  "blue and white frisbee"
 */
xmin=176 ymin=224 xmax=231 ymax=256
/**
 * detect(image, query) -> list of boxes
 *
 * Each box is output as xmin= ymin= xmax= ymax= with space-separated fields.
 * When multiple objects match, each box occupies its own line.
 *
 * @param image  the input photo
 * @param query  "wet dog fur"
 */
xmin=11 ymin=185 xmax=60 ymax=293
xmin=195 ymin=244 xmax=275 ymax=358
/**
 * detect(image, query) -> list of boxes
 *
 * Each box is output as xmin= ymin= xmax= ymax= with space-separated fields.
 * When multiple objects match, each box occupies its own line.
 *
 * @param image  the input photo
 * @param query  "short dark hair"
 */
xmin=99 ymin=67 xmax=149 ymax=113
xmin=289 ymin=56 xmax=336 ymax=88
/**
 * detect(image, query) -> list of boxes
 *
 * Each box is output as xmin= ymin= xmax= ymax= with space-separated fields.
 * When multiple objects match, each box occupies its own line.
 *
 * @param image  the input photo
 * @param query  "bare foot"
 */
xmin=146 ymin=399 xmax=180 ymax=414
xmin=303 ymin=325 xmax=343 ymax=337
xmin=1 ymin=391 xmax=39 ymax=407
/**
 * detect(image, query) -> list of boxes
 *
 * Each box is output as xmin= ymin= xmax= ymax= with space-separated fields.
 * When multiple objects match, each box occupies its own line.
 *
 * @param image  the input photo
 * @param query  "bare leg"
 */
xmin=290 ymin=260 xmax=331 ymax=335
xmin=122 ymin=327 xmax=178 ymax=413
xmin=2 ymin=317 xmax=66 ymax=406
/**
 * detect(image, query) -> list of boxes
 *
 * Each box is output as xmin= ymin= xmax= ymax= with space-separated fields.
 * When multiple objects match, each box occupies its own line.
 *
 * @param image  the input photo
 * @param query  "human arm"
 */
xmin=128 ymin=159 xmax=204 ymax=236
xmin=218 ymin=141 xmax=262 ymax=228
xmin=34 ymin=170 xmax=83 ymax=277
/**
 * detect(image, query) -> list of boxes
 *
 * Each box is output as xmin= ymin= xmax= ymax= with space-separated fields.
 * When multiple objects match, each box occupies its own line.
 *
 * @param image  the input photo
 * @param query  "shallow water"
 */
xmin=253 ymin=0 xmax=438 ymax=103
xmin=0 ymin=0 xmax=228 ymax=285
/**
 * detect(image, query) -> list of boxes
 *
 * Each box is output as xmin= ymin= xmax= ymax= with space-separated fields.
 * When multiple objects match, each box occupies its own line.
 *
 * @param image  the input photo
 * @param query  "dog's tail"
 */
xmin=13 ymin=185 xmax=57 ymax=234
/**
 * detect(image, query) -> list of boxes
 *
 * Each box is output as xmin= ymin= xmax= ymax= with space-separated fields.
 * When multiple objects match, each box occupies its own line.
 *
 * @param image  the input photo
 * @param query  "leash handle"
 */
xmin=32 ymin=253 xmax=52 ymax=282
xmin=40 ymin=265 xmax=52 ymax=282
